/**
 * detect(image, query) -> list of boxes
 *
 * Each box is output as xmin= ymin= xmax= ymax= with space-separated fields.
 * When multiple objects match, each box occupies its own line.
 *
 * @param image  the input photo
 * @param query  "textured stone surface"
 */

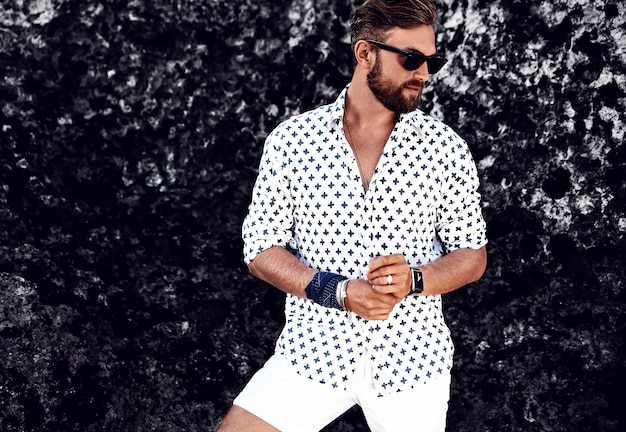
xmin=0 ymin=0 xmax=624 ymax=430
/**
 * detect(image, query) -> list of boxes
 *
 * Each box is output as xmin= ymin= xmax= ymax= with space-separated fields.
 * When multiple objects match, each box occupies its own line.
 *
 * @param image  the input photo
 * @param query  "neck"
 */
xmin=344 ymin=80 xmax=398 ymax=130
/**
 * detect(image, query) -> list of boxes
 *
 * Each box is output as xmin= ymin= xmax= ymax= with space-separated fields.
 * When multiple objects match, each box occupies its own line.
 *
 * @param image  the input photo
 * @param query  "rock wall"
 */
xmin=0 ymin=0 xmax=624 ymax=430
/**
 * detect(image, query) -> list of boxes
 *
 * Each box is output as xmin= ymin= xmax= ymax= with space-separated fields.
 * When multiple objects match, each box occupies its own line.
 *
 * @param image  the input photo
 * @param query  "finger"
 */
xmin=370 ymin=271 xmax=406 ymax=287
xmin=370 ymin=274 xmax=411 ymax=300
xmin=367 ymin=254 xmax=405 ymax=271
xmin=363 ymin=303 xmax=396 ymax=320
xmin=368 ymin=313 xmax=391 ymax=321
xmin=367 ymin=275 xmax=390 ymax=289
xmin=365 ymin=261 xmax=409 ymax=282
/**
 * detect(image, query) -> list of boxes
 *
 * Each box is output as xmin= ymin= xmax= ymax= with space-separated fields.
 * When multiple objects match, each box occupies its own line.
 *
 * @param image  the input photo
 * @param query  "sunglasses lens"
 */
xmin=403 ymin=55 xmax=447 ymax=74
xmin=403 ymin=55 xmax=425 ymax=71
xmin=427 ymin=57 xmax=447 ymax=74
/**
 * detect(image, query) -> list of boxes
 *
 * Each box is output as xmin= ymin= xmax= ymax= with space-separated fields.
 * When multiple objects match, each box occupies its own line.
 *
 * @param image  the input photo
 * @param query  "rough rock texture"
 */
xmin=0 ymin=0 xmax=624 ymax=431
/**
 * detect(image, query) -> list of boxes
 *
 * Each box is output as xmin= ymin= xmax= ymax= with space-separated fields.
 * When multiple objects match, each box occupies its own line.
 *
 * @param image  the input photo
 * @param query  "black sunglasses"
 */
xmin=365 ymin=40 xmax=447 ymax=74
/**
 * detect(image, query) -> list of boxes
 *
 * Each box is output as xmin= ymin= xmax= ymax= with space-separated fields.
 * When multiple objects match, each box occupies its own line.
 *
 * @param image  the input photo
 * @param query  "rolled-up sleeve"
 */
xmin=435 ymin=138 xmax=488 ymax=252
xmin=242 ymin=130 xmax=295 ymax=265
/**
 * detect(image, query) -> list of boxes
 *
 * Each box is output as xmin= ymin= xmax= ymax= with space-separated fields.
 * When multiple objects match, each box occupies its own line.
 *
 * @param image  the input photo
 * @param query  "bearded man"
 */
xmin=218 ymin=1 xmax=488 ymax=431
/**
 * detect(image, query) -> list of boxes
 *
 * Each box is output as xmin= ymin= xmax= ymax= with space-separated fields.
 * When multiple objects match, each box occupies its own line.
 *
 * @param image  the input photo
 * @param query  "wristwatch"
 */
xmin=409 ymin=267 xmax=424 ymax=295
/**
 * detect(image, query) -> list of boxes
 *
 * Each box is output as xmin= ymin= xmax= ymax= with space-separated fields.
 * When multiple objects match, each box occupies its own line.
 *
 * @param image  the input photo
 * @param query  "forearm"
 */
xmin=249 ymin=246 xmax=400 ymax=320
xmin=248 ymin=246 xmax=317 ymax=298
xmin=418 ymin=246 xmax=487 ymax=296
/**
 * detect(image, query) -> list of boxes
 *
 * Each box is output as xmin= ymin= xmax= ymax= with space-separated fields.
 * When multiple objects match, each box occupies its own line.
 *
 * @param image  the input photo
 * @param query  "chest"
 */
xmin=287 ymin=137 xmax=446 ymax=209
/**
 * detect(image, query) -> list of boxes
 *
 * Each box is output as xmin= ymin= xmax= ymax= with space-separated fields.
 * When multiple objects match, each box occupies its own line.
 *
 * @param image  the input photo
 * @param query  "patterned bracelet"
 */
xmin=305 ymin=272 xmax=347 ymax=310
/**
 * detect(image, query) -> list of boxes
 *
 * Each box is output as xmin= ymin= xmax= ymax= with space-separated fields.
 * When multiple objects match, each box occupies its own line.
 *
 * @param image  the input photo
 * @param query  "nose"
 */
xmin=413 ymin=63 xmax=429 ymax=81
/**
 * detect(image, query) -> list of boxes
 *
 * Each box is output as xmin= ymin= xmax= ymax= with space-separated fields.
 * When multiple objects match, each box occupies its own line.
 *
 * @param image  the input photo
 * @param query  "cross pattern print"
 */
xmin=242 ymin=87 xmax=487 ymax=396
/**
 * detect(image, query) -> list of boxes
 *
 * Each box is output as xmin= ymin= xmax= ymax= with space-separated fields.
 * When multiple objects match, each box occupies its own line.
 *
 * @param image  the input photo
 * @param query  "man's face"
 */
xmin=366 ymin=25 xmax=437 ymax=114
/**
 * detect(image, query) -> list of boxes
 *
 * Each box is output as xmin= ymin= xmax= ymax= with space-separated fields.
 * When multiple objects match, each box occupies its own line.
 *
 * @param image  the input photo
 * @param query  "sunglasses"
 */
xmin=365 ymin=40 xmax=447 ymax=74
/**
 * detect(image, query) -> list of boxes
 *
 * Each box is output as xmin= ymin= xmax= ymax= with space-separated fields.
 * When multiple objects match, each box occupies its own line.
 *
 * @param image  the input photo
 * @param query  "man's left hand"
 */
xmin=364 ymin=254 xmax=411 ymax=299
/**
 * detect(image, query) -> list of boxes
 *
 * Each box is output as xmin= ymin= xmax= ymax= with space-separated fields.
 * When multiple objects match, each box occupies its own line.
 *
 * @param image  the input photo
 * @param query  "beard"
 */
xmin=367 ymin=59 xmax=424 ymax=114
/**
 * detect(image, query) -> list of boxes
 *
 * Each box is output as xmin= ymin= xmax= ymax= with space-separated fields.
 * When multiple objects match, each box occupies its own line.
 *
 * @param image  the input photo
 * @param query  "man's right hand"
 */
xmin=345 ymin=278 xmax=401 ymax=320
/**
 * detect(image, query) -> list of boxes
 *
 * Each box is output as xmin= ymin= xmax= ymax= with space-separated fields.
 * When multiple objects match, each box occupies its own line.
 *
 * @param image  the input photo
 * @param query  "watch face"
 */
xmin=412 ymin=268 xmax=423 ymax=293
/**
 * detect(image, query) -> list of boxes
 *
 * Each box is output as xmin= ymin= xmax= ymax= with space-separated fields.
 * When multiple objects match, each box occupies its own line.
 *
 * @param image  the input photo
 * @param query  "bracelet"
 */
xmin=305 ymin=272 xmax=347 ymax=310
xmin=336 ymin=279 xmax=349 ymax=311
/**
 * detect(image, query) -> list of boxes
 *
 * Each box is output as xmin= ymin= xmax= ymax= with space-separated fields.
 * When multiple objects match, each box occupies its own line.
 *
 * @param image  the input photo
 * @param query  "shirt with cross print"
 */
xmin=242 ymin=87 xmax=487 ymax=396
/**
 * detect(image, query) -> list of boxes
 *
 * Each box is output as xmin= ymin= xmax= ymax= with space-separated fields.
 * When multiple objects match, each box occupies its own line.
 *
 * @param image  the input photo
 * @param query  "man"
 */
xmin=218 ymin=0 xmax=487 ymax=430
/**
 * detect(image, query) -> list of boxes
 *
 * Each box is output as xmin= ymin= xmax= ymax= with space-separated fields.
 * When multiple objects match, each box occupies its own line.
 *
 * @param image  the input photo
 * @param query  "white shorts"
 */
xmin=233 ymin=353 xmax=451 ymax=432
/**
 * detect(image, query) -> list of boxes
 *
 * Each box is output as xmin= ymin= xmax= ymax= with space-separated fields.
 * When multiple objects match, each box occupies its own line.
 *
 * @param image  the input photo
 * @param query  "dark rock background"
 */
xmin=0 ymin=0 xmax=624 ymax=430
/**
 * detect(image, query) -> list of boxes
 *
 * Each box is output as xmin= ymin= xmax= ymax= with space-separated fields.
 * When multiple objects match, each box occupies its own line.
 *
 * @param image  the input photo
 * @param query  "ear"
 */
xmin=354 ymin=40 xmax=375 ymax=69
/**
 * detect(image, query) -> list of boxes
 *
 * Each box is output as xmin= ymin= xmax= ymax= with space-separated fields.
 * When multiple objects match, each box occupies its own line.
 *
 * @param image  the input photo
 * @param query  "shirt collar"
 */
xmin=327 ymin=86 xmax=349 ymax=125
xmin=327 ymin=85 xmax=427 ymax=136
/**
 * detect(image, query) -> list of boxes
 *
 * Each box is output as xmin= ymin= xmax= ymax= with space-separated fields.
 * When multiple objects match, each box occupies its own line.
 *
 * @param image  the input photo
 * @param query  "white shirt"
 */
xmin=242 ymin=87 xmax=487 ymax=396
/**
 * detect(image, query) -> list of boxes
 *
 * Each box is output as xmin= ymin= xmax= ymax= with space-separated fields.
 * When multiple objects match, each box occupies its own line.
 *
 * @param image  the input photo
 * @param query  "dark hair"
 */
xmin=350 ymin=0 xmax=438 ymax=49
